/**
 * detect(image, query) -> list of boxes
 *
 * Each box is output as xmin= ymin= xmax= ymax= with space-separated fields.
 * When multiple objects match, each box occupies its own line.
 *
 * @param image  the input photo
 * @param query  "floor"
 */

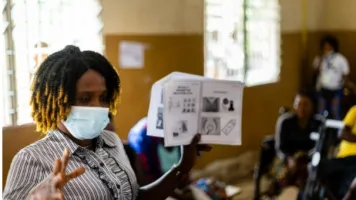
xmin=231 ymin=179 xmax=298 ymax=200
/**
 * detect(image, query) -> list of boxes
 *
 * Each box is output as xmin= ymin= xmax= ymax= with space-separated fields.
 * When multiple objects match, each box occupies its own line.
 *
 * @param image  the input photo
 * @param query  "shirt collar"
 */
xmin=48 ymin=130 xmax=80 ymax=155
xmin=48 ymin=130 xmax=117 ymax=155
xmin=324 ymin=51 xmax=335 ymax=58
xmin=97 ymin=131 xmax=117 ymax=148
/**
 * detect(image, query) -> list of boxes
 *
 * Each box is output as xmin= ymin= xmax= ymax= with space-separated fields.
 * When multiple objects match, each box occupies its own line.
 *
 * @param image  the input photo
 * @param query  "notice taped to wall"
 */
xmin=119 ymin=41 xmax=146 ymax=69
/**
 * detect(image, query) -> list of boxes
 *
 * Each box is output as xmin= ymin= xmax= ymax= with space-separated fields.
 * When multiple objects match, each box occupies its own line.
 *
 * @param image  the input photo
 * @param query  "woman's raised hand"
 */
xmin=178 ymin=134 xmax=212 ymax=174
xmin=27 ymin=149 xmax=85 ymax=200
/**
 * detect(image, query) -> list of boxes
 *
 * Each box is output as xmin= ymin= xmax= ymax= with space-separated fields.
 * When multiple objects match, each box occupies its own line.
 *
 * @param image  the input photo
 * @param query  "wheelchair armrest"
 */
xmin=255 ymin=136 xmax=277 ymax=176
xmin=279 ymin=106 xmax=290 ymax=116
xmin=261 ymin=136 xmax=276 ymax=149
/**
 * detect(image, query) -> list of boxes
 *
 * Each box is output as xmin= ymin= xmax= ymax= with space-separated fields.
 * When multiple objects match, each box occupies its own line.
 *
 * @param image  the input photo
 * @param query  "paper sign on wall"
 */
xmin=119 ymin=41 xmax=146 ymax=69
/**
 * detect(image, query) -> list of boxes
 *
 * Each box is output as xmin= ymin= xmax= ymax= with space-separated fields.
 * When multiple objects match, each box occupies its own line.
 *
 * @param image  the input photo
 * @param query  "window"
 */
xmin=204 ymin=0 xmax=280 ymax=86
xmin=2 ymin=0 xmax=104 ymax=126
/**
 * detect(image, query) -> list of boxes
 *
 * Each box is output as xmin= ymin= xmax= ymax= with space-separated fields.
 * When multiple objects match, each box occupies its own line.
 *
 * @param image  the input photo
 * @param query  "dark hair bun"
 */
xmin=63 ymin=45 xmax=81 ymax=56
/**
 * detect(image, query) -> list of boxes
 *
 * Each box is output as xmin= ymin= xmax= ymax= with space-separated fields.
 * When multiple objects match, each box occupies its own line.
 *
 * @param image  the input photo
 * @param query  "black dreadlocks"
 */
xmin=30 ymin=45 xmax=121 ymax=133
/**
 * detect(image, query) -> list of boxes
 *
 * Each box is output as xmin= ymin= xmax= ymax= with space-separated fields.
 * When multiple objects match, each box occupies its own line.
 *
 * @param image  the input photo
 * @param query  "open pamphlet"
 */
xmin=147 ymin=72 xmax=244 ymax=146
xmin=147 ymin=72 xmax=208 ymax=138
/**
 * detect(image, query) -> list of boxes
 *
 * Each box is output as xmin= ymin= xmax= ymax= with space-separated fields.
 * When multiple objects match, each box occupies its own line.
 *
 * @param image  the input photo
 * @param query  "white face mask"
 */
xmin=62 ymin=106 xmax=110 ymax=140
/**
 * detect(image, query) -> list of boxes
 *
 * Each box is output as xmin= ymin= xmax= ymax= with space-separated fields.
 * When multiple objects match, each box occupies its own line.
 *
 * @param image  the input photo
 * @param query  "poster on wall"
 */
xmin=119 ymin=41 xmax=146 ymax=69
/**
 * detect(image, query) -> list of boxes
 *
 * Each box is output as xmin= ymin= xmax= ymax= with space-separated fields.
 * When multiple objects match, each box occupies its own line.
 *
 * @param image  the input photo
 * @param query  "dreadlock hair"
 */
xmin=30 ymin=45 xmax=121 ymax=133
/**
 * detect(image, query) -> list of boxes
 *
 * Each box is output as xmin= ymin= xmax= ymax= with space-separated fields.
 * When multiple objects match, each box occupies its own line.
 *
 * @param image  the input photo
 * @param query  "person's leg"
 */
xmin=319 ymin=158 xmax=348 ymax=198
xmin=320 ymin=156 xmax=356 ymax=199
xmin=343 ymin=178 xmax=356 ymax=200
xmin=318 ymin=89 xmax=327 ymax=115
xmin=297 ymin=190 xmax=304 ymax=200
xmin=324 ymin=89 xmax=335 ymax=118
xmin=331 ymin=89 xmax=343 ymax=120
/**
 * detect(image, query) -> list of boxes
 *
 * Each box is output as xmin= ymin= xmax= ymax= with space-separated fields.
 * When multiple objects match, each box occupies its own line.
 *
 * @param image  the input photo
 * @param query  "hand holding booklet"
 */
xmin=147 ymin=72 xmax=244 ymax=146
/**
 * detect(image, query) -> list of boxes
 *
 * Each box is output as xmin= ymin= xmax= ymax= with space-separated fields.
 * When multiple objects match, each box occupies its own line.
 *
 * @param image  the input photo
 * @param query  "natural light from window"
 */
xmin=204 ymin=0 xmax=280 ymax=86
xmin=2 ymin=0 xmax=103 ymax=126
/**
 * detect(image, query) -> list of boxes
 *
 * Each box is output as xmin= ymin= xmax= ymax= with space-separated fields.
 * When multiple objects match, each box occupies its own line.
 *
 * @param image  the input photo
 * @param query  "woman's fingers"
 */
xmin=197 ymin=145 xmax=212 ymax=152
xmin=190 ymin=134 xmax=201 ymax=146
xmin=53 ymin=166 xmax=85 ymax=189
xmin=53 ymin=159 xmax=62 ymax=175
xmin=52 ymin=190 xmax=64 ymax=200
xmin=53 ymin=172 xmax=65 ymax=189
xmin=66 ymin=166 xmax=86 ymax=182
xmin=61 ymin=148 xmax=70 ymax=174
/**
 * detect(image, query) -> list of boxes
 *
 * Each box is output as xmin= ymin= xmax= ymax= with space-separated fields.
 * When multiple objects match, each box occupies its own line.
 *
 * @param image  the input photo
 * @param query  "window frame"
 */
xmin=1 ymin=0 xmax=104 ymax=127
xmin=204 ymin=0 xmax=281 ymax=86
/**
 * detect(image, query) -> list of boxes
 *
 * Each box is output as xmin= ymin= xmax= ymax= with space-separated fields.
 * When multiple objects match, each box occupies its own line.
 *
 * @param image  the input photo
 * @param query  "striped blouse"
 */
xmin=3 ymin=130 xmax=139 ymax=200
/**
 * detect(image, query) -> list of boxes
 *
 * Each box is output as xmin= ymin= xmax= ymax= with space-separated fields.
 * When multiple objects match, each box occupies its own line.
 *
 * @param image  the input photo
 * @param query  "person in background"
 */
xmin=267 ymin=90 xmax=323 ymax=199
xmin=313 ymin=35 xmax=350 ymax=120
xmin=128 ymin=117 xmax=201 ymax=200
xmin=319 ymin=105 xmax=356 ymax=199
xmin=128 ymin=117 xmax=183 ymax=185
xmin=3 ymin=45 xmax=211 ymax=200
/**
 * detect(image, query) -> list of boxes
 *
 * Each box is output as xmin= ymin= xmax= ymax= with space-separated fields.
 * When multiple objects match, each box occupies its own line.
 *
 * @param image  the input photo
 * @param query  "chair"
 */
xmin=253 ymin=107 xmax=290 ymax=200
xmin=3 ymin=124 xmax=41 ymax=190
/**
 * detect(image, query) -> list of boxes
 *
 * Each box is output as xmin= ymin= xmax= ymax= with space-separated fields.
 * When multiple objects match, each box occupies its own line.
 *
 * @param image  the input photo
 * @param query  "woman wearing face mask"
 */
xmin=3 ymin=45 xmax=211 ymax=200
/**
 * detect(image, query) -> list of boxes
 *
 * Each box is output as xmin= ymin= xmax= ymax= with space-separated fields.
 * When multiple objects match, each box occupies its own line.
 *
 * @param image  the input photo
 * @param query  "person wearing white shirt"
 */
xmin=313 ymin=35 xmax=350 ymax=120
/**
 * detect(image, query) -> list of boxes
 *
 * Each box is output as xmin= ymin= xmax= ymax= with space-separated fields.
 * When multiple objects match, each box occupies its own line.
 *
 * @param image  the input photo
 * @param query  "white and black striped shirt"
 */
xmin=3 ymin=130 xmax=139 ymax=200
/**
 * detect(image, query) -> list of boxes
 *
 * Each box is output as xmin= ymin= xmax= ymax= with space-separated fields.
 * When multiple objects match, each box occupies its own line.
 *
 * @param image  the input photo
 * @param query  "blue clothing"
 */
xmin=128 ymin=117 xmax=180 ymax=180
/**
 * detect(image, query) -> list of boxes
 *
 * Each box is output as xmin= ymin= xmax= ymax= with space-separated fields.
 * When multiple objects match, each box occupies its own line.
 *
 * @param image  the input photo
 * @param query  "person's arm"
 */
xmin=275 ymin=114 xmax=293 ymax=161
xmin=4 ymin=149 xmax=84 ymax=200
xmin=339 ymin=107 xmax=356 ymax=142
xmin=138 ymin=164 xmax=185 ymax=200
xmin=343 ymin=177 xmax=356 ymax=200
xmin=341 ymin=55 xmax=351 ymax=86
xmin=313 ymin=56 xmax=322 ymax=74
xmin=340 ymin=56 xmax=356 ymax=94
xmin=340 ymin=126 xmax=356 ymax=142
xmin=137 ymin=134 xmax=211 ymax=200
xmin=4 ymin=151 xmax=45 ymax=200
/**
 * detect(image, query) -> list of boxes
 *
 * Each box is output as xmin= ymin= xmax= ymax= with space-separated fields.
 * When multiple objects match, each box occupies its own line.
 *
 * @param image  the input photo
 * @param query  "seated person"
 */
xmin=128 ymin=117 xmax=183 ymax=185
xmin=128 ymin=117 xmax=198 ymax=200
xmin=267 ymin=90 xmax=323 ymax=199
xmin=319 ymin=105 xmax=356 ymax=199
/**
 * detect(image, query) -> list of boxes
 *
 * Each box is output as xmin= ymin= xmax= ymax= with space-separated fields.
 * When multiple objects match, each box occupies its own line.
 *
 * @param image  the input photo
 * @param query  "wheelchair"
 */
xmin=253 ymin=109 xmax=342 ymax=200
xmin=303 ymin=118 xmax=342 ymax=200
xmin=253 ymin=107 xmax=290 ymax=200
